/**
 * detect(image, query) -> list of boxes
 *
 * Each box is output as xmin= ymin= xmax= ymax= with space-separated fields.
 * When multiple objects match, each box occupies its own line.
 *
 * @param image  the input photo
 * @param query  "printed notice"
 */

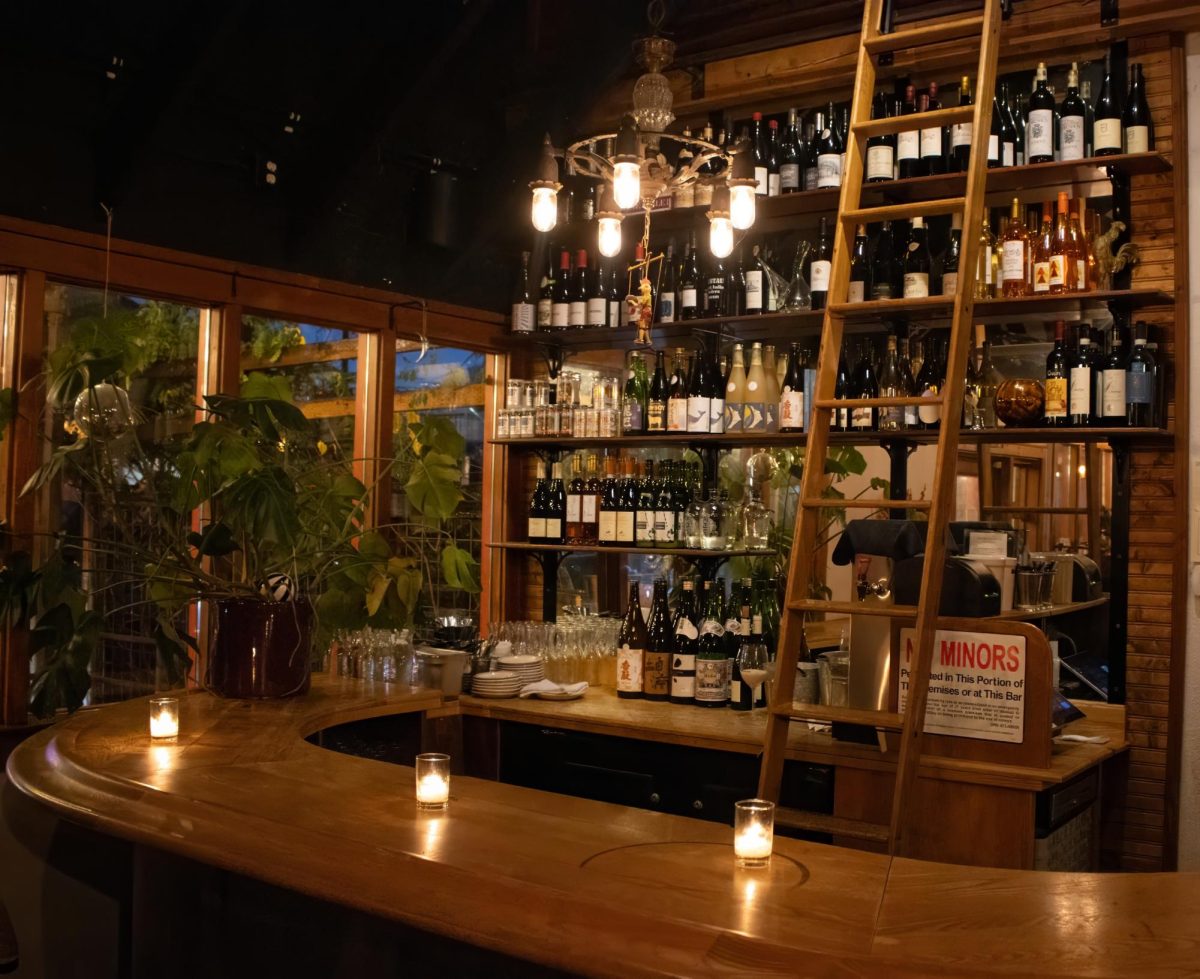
xmin=898 ymin=628 xmax=1026 ymax=743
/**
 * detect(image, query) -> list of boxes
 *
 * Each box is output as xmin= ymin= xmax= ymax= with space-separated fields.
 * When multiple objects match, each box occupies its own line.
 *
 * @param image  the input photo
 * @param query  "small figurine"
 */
xmin=1093 ymin=219 xmax=1141 ymax=290
xmin=625 ymin=276 xmax=654 ymax=345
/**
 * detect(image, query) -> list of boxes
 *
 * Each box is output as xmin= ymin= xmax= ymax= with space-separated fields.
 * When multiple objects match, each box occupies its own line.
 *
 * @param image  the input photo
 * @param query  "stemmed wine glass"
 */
xmin=737 ymin=642 xmax=770 ymax=709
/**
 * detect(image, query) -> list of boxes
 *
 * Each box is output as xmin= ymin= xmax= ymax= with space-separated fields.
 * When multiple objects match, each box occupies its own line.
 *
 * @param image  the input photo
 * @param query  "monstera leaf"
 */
xmin=440 ymin=544 xmax=480 ymax=593
xmin=404 ymin=451 xmax=463 ymax=523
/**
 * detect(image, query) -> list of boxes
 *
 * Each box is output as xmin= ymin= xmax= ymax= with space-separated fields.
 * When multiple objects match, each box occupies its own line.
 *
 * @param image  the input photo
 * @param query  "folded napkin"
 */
xmin=519 ymin=679 xmax=589 ymax=698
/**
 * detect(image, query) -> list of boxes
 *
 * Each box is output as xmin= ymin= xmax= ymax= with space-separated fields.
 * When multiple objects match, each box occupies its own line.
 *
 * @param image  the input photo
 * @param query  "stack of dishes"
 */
xmin=470 ymin=670 xmax=522 ymax=698
xmin=494 ymin=654 xmax=546 ymax=686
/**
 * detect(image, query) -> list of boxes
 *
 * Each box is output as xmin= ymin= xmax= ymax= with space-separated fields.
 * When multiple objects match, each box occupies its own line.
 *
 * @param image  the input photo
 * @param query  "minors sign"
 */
xmin=898 ymin=628 xmax=1026 ymax=743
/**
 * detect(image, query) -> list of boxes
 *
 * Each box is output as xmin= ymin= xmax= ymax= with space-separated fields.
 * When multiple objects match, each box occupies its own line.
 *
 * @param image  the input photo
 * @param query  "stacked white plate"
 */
xmin=470 ymin=670 xmax=523 ymax=698
xmin=494 ymin=654 xmax=546 ymax=686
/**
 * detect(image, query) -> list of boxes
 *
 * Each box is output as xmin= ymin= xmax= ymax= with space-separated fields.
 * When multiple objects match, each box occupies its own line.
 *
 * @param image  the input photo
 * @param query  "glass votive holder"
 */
xmin=149 ymin=696 xmax=179 ymax=740
xmin=415 ymin=753 xmax=451 ymax=811
xmin=733 ymin=799 xmax=775 ymax=868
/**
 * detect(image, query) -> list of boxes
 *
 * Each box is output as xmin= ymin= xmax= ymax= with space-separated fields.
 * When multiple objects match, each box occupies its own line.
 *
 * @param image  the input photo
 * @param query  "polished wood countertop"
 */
xmin=461 ymin=687 xmax=1127 ymax=791
xmin=8 ymin=676 xmax=1195 ymax=978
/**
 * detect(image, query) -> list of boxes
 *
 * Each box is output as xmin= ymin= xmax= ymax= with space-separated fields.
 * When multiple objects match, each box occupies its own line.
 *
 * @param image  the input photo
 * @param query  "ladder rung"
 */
xmin=774 ymin=807 xmax=891 ymax=844
xmin=863 ymin=14 xmax=985 ymax=55
xmin=842 ymin=196 xmax=965 ymax=226
xmin=776 ymin=703 xmax=905 ymax=729
xmin=789 ymin=600 xmax=919 ymax=618
xmin=801 ymin=497 xmax=931 ymax=510
xmin=853 ymin=105 xmax=974 ymax=139
xmin=815 ymin=396 xmax=940 ymax=409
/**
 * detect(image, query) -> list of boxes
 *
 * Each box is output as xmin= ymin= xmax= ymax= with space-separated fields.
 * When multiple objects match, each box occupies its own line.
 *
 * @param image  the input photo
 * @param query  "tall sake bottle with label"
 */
xmin=616 ymin=582 xmax=648 ymax=700
xmin=694 ymin=579 xmax=729 ymax=708
xmin=724 ymin=342 xmax=747 ymax=433
xmin=743 ymin=342 xmax=768 ymax=432
xmin=642 ymin=577 xmax=673 ymax=701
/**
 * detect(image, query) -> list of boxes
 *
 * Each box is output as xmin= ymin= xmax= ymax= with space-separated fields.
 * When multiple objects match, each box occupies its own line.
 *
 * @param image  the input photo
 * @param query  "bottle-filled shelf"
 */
xmin=831 ymin=287 xmax=1173 ymax=321
xmin=487 ymin=541 xmax=775 ymax=559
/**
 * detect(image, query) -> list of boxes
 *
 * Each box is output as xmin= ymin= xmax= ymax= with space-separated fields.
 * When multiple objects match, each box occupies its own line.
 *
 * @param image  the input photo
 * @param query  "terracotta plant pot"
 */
xmin=995 ymin=378 xmax=1046 ymax=427
xmin=208 ymin=598 xmax=313 ymax=699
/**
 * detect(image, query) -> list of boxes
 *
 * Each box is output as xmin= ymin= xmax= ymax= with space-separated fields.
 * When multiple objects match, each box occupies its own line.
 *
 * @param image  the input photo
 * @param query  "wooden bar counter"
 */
xmin=7 ymin=676 xmax=1198 ymax=977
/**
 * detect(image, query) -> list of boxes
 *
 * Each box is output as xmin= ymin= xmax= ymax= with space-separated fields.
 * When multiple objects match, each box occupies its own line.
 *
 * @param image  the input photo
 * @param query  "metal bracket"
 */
xmin=1101 ymin=0 xmax=1119 ymax=26
xmin=538 ymin=343 xmax=565 ymax=381
xmin=1105 ymin=163 xmax=1133 ymax=292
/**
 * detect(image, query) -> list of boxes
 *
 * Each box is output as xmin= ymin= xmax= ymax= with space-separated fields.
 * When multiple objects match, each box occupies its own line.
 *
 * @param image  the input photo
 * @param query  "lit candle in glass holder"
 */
xmin=149 ymin=697 xmax=179 ymax=740
xmin=733 ymin=799 xmax=775 ymax=868
xmin=415 ymin=753 xmax=450 ymax=811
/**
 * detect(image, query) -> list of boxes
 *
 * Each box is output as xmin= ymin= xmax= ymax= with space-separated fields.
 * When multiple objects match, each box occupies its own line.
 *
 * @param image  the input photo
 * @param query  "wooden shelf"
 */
xmin=996 ymin=597 xmax=1109 ymax=622
xmin=491 ymin=427 xmax=1171 ymax=450
xmin=830 ymin=288 xmax=1172 ymax=322
xmin=487 ymin=541 xmax=774 ymax=559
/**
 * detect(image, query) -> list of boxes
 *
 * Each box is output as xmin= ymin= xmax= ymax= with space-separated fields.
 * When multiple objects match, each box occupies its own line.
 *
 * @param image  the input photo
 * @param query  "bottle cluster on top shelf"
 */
xmin=617 ymin=576 xmax=779 ymax=711
xmin=526 ymin=452 xmax=775 ymax=552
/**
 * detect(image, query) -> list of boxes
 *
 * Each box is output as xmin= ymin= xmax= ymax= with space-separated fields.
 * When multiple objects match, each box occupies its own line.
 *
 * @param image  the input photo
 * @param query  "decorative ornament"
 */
xmin=261 ymin=573 xmax=295 ymax=602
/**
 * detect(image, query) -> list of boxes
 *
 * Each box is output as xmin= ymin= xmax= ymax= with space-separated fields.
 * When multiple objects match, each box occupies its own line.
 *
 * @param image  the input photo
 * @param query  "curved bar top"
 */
xmin=7 ymin=676 xmax=1199 ymax=978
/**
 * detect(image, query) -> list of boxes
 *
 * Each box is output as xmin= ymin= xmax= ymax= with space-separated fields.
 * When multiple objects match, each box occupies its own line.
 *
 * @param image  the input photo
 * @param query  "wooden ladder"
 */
xmin=757 ymin=0 xmax=1003 ymax=857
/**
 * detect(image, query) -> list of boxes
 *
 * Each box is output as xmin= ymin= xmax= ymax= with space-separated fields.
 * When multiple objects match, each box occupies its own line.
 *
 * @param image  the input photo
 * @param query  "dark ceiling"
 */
xmin=0 ymin=1 xmax=955 ymax=315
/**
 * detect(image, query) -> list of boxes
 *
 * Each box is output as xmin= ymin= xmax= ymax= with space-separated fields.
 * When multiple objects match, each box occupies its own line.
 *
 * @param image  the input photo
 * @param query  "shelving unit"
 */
xmin=488 ymin=542 xmax=773 ymax=559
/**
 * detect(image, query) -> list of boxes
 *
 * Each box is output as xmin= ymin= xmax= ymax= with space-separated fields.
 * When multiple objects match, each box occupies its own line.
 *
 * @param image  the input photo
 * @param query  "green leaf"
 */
xmin=241 ymin=372 xmax=294 ymax=402
xmin=221 ymin=468 xmax=299 ymax=545
xmin=414 ymin=416 xmax=466 ymax=460
xmin=359 ymin=530 xmax=390 ymax=562
xmin=365 ymin=570 xmax=391 ymax=616
xmin=404 ymin=450 xmax=464 ymax=523
xmin=187 ymin=522 xmax=240 ymax=557
xmin=440 ymin=544 xmax=481 ymax=593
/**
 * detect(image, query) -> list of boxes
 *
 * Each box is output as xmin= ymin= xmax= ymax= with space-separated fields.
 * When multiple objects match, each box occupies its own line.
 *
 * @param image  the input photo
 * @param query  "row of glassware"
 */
xmin=334 ymin=627 xmax=417 ymax=682
xmin=482 ymin=617 xmax=621 ymax=687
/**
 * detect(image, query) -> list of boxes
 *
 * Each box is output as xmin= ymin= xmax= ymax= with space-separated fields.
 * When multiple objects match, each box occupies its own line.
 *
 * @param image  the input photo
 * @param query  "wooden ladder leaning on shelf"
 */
xmin=756 ymin=0 xmax=1003 ymax=856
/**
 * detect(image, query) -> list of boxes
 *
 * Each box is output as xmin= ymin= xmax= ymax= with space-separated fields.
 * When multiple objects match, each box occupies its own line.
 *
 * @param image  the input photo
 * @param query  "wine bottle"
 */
xmin=706 ymin=339 xmax=726 ymax=434
xmin=642 ymin=578 xmax=672 ymax=700
xmin=1011 ymin=89 xmax=1027 ymax=165
xmin=1001 ymin=197 xmax=1030 ymax=297
xmin=988 ymin=91 xmax=1003 ymax=168
xmin=780 ymin=342 xmax=805 ymax=432
xmin=528 ymin=460 xmax=548 ymax=543
xmin=582 ymin=453 xmax=600 ymax=544
xmin=536 ymin=245 xmax=554 ymax=330
xmin=903 ymin=216 xmax=931 ymax=298
xmin=694 ymin=580 xmax=729 ymax=708
xmin=616 ymin=457 xmax=637 ymax=544
xmin=597 ymin=454 xmax=618 ymax=544
xmin=1068 ymin=324 xmax=1095 ymax=426
xmin=1032 ymin=201 xmax=1053 ymax=294
xmin=1043 ymin=320 xmax=1069 ymax=427
xmin=680 ymin=233 xmax=700 ymax=319
xmin=897 ymin=84 xmax=920 ymax=178
xmin=1101 ymin=326 xmax=1128 ymax=426
xmin=815 ymin=103 xmax=844 ymax=189
xmin=871 ymin=220 xmax=898 ymax=300
xmin=586 ymin=259 xmax=607 ymax=330
xmin=551 ymin=249 xmax=571 ymax=328
xmin=654 ymin=461 xmax=676 ymax=548
xmin=751 ymin=111 xmax=769 ymax=195
xmin=622 ymin=351 xmax=647 ymax=434
xmin=744 ymin=342 xmax=768 ymax=432
xmin=920 ymin=84 xmax=944 ymax=175
xmin=730 ymin=595 xmax=754 ymax=712
xmin=565 ymin=454 xmax=585 ymax=544
xmin=1050 ymin=191 xmax=1075 ymax=293
xmin=878 ymin=334 xmax=905 ymax=431
xmin=704 ymin=255 xmax=727 ymax=318
xmin=848 ymin=224 xmax=869 ymax=302
xmin=569 ymin=250 xmax=588 ymax=328
xmin=978 ymin=334 xmax=1000 ymax=429
xmin=975 ymin=215 xmax=996 ymax=299
xmin=762 ymin=344 xmax=781 ymax=433
xmin=511 ymin=251 xmax=535 ymax=333
xmin=941 ymin=213 xmax=962 ymax=296
xmin=808 ymin=216 xmax=832 ymax=309
xmin=605 ymin=260 xmax=622 ymax=329
xmin=951 ymin=76 xmax=974 ymax=172
xmin=616 ymin=581 xmax=648 ymax=699
xmin=668 ymin=350 xmax=690 ymax=432
xmin=1094 ymin=52 xmax=1123 ymax=156
xmin=634 ymin=460 xmax=656 ymax=547
xmin=767 ymin=119 xmax=782 ymax=197
xmin=998 ymin=81 xmax=1017 ymax=166
xmin=832 ymin=346 xmax=851 ymax=431
xmin=1125 ymin=321 xmax=1157 ymax=426
xmin=780 ymin=108 xmax=802 ymax=193
xmin=866 ymin=91 xmax=895 ymax=183
xmin=851 ymin=342 xmax=879 ymax=432
xmin=647 ymin=350 xmax=668 ymax=432
xmin=658 ymin=240 xmax=677 ymax=323
xmin=1124 ymin=63 xmax=1153 ymax=153
xmin=1027 ymin=63 xmax=1056 ymax=164
xmin=744 ymin=243 xmax=766 ymax=315
xmin=724 ymin=342 xmax=747 ymax=433
xmin=1060 ymin=63 xmax=1087 ymax=162
xmin=916 ymin=339 xmax=942 ymax=429
xmin=545 ymin=462 xmax=566 ymax=544
xmin=686 ymin=344 xmax=711 ymax=434
xmin=670 ymin=579 xmax=699 ymax=705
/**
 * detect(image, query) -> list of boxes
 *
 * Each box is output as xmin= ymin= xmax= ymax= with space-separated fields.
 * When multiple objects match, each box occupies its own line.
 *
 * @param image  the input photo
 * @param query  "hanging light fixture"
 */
xmin=727 ymin=137 xmax=758 ymax=231
xmin=529 ymin=134 xmax=561 ymax=233
xmin=595 ymin=182 xmax=623 ymax=258
xmin=707 ymin=184 xmax=734 ymax=259
xmin=611 ymin=115 xmax=643 ymax=210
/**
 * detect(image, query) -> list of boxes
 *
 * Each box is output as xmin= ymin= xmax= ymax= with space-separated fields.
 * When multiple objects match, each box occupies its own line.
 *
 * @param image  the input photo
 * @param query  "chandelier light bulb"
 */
xmin=709 ymin=216 xmax=734 ymax=258
xmin=597 ymin=216 xmax=622 ymax=257
xmin=612 ymin=161 xmax=641 ymax=210
xmin=531 ymin=186 xmax=558 ymax=232
xmin=729 ymin=183 xmax=756 ymax=231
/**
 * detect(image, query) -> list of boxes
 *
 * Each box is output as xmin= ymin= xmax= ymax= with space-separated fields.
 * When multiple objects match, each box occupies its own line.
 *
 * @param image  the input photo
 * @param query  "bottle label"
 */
xmin=768 ymin=173 xmax=781 ymax=197
xmin=675 ymin=619 xmax=698 ymax=640
xmin=724 ymin=398 xmax=743 ymax=432
xmin=511 ymin=302 xmax=535 ymax=333
xmin=780 ymin=163 xmax=800 ymax=190
xmin=743 ymin=401 xmax=767 ymax=431
xmin=1033 ymin=260 xmax=1051 ymax=292
xmin=755 ymin=165 xmax=769 ymax=195
xmin=694 ymin=658 xmax=729 ymax=703
xmin=816 ymin=153 xmax=842 ymax=188
xmin=668 ymin=398 xmax=688 ymax=432
xmin=680 ymin=287 xmax=698 ymax=313
xmin=984 ymin=246 xmax=994 ymax=285
xmin=988 ymin=133 xmax=999 ymax=161
xmin=536 ymin=298 xmax=552 ymax=328
xmin=920 ymin=126 xmax=942 ymax=158
xmin=1001 ymin=240 xmax=1025 ymax=281
xmin=586 ymin=297 xmax=607 ymax=327
xmin=919 ymin=385 xmax=941 ymax=424
xmin=582 ymin=495 xmax=597 ymax=523
xmin=730 ymin=678 xmax=744 ymax=704
xmin=670 ymin=665 xmax=696 ymax=700
xmin=566 ymin=494 xmax=581 ymax=523
xmin=897 ymin=130 xmax=919 ymax=161
xmin=647 ymin=400 xmax=666 ymax=431
xmin=941 ymin=272 xmax=958 ymax=296
xmin=1049 ymin=254 xmax=1066 ymax=289
xmin=598 ymin=510 xmax=616 ymax=542
xmin=1027 ymin=108 xmax=1054 ymax=157
xmin=568 ymin=301 xmax=586 ymax=328
xmin=655 ymin=511 xmax=675 ymax=543
xmin=804 ymin=168 xmax=818 ymax=191
xmin=687 ymin=396 xmax=710 ymax=432
xmin=616 ymin=511 xmax=635 ymax=542
xmin=866 ymin=145 xmax=893 ymax=180
xmin=951 ymin=122 xmax=973 ymax=149
xmin=1044 ymin=377 xmax=1068 ymax=418
xmin=903 ymin=271 xmax=930 ymax=299
xmin=1060 ymin=116 xmax=1085 ymax=160
xmin=1069 ymin=366 xmax=1092 ymax=416
xmin=780 ymin=390 xmax=804 ymax=429
xmin=643 ymin=652 xmax=671 ymax=696
xmin=851 ymin=404 xmax=873 ymax=429
xmin=745 ymin=271 xmax=763 ymax=309
xmin=1003 ymin=141 xmax=1015 ymax=167
xmin=1126 ymin=369 xmax=1154 ymax=405
xmin=1126 ymin=126 xmax=1150 ymax=154
xmin=622 ymin=399 xmax=643 ymax=432
xmin=617 ymin=645 xmax=644 ymax=693
xmin=1102 ymin=369 xmax=1127 ymax=417
xmin=528 ymin=517 xmax=546 ymax=539
xmin=1095 ymin=117 xmax=1122 ymax=152
xmin=810 ymin=260 xmax=831 ymax=292
xmin=551 ymin=302 xmax=570 ymax=328
xmin=608 ymin=299 xmax=622 ymax=329
xmin=1077 ymin=259 xmax=1087 ymax=289
xmin=848 ymin=280 xmax=865 ymax=303
xmin=634 ymin=509 xmax=651 ymax=542
xmin=658 ymin=292 xmax=676 ymax=323
xmin=708 ymin=397 xmax=725 ymax=434
xmin=545 ymin=518 xmax=561 ymax=539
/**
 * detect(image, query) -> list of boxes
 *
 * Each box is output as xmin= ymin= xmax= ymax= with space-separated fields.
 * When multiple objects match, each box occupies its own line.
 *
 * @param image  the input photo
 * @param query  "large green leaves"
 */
xmin=221 ymin=467 xmax=299 ymax=545
xmin=441 ymin=544 xmax=480 ymax=593
xmin=404 ymin=451 xmax=463 ymax=523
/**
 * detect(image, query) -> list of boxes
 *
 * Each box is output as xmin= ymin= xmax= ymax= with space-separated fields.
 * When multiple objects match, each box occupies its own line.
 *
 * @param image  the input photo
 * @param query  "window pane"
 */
xmin=240 ymin=316 xmax=360 ymax=458
xmin=390 ymin=342 xmax=485 ymax=637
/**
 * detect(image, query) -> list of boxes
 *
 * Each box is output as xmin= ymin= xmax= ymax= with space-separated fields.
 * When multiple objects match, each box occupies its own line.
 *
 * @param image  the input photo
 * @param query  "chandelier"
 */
xmin=528 ymin=2 xmax=758 ymax=269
